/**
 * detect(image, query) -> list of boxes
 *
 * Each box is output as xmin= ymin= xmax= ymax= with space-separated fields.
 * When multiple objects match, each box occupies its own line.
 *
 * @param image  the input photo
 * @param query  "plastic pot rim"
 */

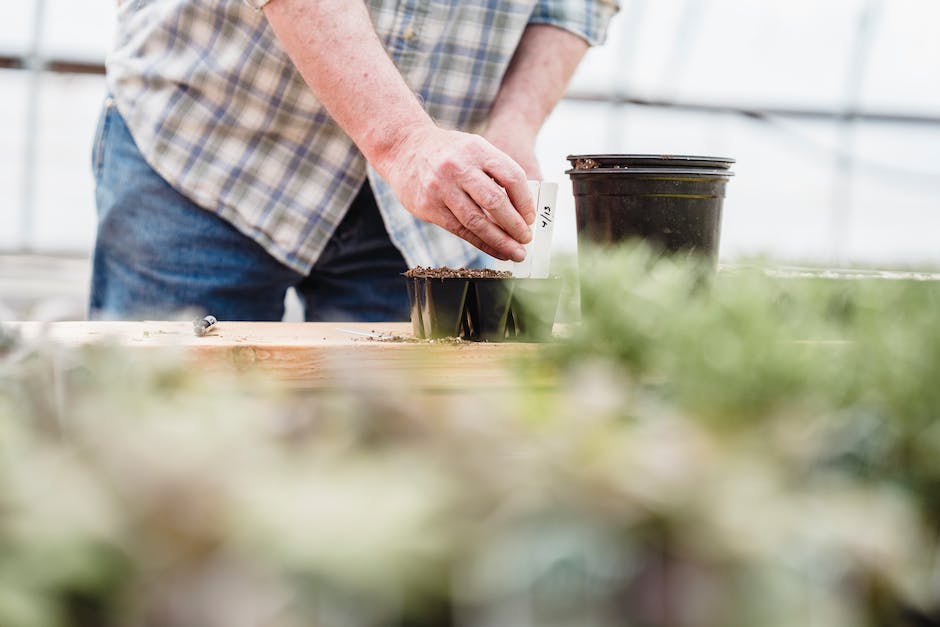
xmin=566 ymin=167 xmax=734 ymax=178
xmin=566 ymin=154 xmax=735 ymax=169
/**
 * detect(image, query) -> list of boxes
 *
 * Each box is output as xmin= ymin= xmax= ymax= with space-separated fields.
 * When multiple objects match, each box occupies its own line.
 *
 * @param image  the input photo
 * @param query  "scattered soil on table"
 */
xmin=348 ymin=329 xmax=468 ymax=344
xmin=368 ymin=335 xmax=467 ymax=344
xmin=404 ymin=267 xmax=512 ymax=279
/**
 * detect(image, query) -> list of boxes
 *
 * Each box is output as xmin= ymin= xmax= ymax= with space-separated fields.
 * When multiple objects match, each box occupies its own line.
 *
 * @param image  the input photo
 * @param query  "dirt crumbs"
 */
xmin=404 ymin=267 xmax=512 ymax=279
xmin=348 ymin=331 xmax=465 ymax=344
xmin=573 ymin=158 xmax=600 ymax=170
xmin=366 ymin=335 xmax=466 ymax=344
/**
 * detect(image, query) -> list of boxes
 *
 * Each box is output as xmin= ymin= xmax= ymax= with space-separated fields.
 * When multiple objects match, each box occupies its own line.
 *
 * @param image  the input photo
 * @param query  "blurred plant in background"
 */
xmin=2 ymin=245 xmax=940 ymax=627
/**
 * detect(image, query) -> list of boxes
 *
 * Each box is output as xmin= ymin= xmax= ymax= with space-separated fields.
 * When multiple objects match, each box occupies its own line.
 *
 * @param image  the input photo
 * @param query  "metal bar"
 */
xmin=0 ymin=55 xmax=106 ymax=74
xmin=19 ymin=0 xmax=49 ymax=253
xmin=562 ymin=91 xmax=940 ymax=126
xmin=830 ymin=0 xmax=883 ymax=264
xmin=1 ymin=52 xmax=939 ymax=126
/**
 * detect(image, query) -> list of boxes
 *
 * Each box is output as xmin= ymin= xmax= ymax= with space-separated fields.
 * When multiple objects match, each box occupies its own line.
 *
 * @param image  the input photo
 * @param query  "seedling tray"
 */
xmin=404 ymin=269 xmax=562 ymax=342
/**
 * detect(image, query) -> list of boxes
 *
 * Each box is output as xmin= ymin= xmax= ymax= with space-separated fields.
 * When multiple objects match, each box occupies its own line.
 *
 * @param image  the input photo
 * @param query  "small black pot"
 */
xmin=567 ymin=154 xmax=734 ymax=264
xmin=464 ymin=278 xmax=515 ymax=342
xmin=415 ymin=277 xmax=469 ymax=339
xmin=405 ymin=277 xmax=425 ymax=339
xmin=404 ymin=274 xmax=561 ymax=342
xmin=509 ymin=278 xmax=563 ymax=342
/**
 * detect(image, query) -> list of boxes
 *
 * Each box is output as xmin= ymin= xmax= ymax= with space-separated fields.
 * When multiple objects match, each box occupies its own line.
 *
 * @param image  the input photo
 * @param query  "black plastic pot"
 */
xmin=567 ymin=154 xmax=734 ymax=264
xmin=415 ymin=277 xmax=469 ymax=339
xmin=405 ymin=278 xmax=425 ymax=339
xmin=509 ymin=278 xmax=563 ymax=342
xmin=405 ymin=273 xmax=561 ymax=342
xmin=464 ymin=278 xmax=515 ymax=342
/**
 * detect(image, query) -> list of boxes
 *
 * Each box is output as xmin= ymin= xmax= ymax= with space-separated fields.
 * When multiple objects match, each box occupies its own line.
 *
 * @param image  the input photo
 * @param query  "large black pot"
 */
xmin=566 ymin=154 xmax=734 ymax=264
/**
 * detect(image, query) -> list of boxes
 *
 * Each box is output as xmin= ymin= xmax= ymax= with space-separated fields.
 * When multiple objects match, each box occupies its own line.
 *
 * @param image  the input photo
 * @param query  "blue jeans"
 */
xmin=89 ymin=99 xmax=409 ymax=322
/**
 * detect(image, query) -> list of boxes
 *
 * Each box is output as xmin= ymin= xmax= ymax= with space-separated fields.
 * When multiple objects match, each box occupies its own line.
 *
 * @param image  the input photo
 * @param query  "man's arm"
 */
xmin=263 ymin=0 xmax=533 ymax=262
xmin=483 ymin=24 xmax=590 ymax=180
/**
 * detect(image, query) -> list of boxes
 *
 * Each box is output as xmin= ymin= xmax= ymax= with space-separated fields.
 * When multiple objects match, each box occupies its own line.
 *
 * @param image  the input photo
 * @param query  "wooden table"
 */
xmin=10 ymin=321 xmax=548 ymax=391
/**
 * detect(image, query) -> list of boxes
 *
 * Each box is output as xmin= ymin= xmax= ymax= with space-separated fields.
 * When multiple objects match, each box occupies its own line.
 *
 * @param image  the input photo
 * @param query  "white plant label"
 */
xmin=491 ymin=181 xmax=558 ymax=277
xmin=509 ymin=180 xmax=542 ymax=278
xmin=528 ymin=181 xmax=558 ymax=279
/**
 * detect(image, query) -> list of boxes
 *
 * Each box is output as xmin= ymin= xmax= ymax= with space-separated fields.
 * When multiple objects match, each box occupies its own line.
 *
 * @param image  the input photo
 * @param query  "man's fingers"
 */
xmin=480 ymin=152 xmax=536 ymax=226
xmin=463 ymin=170 xmax=532 ymax=245
xmin=444 ymin=191 xmax=526 ymax=262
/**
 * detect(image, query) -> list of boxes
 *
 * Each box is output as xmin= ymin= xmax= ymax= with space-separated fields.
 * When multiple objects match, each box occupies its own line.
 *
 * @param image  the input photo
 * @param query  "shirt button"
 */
xmin=402 ymin=27 xmax=415 ymax=40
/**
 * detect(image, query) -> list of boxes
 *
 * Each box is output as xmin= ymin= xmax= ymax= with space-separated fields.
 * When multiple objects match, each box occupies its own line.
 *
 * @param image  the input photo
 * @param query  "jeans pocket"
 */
xmin=91 ymin=97 xmax=115 ymax=180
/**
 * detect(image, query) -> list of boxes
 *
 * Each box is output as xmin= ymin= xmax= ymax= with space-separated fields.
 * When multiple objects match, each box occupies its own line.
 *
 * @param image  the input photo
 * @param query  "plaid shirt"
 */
xmin=107 ymin=0 xmax=619 ymax=274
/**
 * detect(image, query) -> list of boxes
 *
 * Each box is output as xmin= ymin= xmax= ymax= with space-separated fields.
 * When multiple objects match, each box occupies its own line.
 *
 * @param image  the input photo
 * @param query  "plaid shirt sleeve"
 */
xmin=528 ymin=0 xmax=620 ymax=45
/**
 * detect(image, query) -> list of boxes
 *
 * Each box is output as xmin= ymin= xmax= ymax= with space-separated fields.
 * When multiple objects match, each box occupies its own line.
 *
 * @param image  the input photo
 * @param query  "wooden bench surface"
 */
xmin=10 ymin=321 xmax=548 ymax=391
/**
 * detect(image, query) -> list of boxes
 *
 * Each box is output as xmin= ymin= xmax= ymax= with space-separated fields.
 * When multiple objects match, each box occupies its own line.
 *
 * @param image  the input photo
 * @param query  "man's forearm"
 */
xmin=486 ymin=24 xmax=590 ymax=140
xmin=263 ymin=0 xmax=431 ymax=166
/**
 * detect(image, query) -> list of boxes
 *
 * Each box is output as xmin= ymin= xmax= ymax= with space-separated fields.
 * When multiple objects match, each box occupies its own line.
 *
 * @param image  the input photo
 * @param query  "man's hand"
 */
xmin=377 ymin=126 xmax=534 ymax=262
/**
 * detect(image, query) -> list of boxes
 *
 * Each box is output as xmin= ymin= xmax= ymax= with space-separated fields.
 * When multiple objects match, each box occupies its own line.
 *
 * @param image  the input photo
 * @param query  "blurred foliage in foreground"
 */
xmin=2 ymin=244 xmax=940 ymax=627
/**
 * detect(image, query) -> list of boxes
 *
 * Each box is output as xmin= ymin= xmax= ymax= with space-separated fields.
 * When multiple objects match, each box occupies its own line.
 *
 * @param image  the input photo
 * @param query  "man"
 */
xmin=90 ymin=0 xmax=619 ymax=321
